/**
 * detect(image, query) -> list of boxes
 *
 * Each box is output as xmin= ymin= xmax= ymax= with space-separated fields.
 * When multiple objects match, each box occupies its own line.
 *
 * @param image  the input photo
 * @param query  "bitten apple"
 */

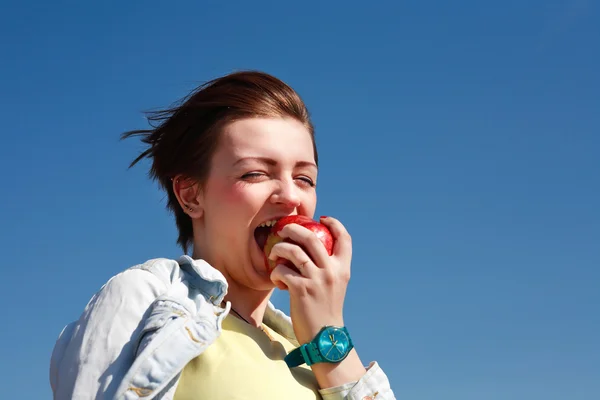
xmin=263 ymin=215 xmax=334 ymax=273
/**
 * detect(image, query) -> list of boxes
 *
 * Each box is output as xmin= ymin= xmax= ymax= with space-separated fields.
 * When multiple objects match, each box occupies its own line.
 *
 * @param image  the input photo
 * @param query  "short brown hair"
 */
xmin=122 ymin=70 xmax=317 ymax=253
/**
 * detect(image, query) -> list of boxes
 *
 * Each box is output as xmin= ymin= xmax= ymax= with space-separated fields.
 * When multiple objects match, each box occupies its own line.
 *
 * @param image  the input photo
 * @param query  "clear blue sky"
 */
xmin=1 ymin=1 xmax=598 ymax=399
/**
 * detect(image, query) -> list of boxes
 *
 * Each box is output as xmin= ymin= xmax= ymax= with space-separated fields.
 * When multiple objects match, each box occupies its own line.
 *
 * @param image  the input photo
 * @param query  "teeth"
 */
xmin=258 ymin=219 xmax=278 ymax=228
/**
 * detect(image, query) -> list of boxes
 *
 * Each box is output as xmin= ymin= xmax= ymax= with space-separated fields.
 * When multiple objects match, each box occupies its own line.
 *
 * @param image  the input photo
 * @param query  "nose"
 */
xmin=270 ymin=179 xmax=301 ymax=208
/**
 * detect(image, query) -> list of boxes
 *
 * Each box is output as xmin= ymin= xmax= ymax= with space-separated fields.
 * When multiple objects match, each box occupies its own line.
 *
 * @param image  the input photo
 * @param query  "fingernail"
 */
xmin=320 ymin=216 xmax=329 ymax=220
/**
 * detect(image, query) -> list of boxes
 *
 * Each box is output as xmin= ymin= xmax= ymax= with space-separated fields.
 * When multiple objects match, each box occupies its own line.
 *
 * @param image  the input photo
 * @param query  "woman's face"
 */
xmin=196 ymin=117 xmax=318 ymax=290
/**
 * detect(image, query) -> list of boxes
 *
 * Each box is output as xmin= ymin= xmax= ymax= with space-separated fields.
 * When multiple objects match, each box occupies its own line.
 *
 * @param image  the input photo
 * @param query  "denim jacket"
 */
xmin=50 ymin=256 xmax=395 ymax=399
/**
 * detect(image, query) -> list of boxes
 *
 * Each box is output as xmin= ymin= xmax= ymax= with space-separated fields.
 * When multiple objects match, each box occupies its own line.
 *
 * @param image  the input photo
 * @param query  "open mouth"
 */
xmin=253 ymin=219 xmax=278 ymax=251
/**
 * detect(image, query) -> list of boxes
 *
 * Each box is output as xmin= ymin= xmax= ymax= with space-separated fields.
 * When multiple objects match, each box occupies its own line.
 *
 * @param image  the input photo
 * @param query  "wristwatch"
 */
xmin=285 ymin=326 xmax=354 ymax=368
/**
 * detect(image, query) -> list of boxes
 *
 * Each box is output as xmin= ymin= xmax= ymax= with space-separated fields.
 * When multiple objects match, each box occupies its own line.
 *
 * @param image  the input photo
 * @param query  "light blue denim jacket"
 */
xmin=50 ymin=256 xmax=395 ymax=399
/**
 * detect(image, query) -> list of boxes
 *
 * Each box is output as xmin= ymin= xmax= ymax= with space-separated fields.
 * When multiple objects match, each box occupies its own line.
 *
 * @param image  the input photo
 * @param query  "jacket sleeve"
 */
xmin=50 ymin=269 xmax=167 ymax=400
xmin=318 ymin=362 xmax=396 ymax=400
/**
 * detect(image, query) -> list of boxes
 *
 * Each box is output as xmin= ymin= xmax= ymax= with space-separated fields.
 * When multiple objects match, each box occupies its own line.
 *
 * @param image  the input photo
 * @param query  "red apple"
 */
xmin=263 ymin=215 xmax=334 ymax=273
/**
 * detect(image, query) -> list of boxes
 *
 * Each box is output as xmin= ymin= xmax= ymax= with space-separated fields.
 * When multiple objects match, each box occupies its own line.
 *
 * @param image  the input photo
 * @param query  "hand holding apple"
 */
xmin=263 ymin=215 xmax=334 ymax=274
xmin=266 ymin=216 xmax=352 ymax=348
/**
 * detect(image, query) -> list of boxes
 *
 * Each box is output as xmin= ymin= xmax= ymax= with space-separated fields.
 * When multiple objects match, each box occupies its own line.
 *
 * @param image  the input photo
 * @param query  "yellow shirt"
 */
xmin=174 ymin=314 xmax=321 ymax=400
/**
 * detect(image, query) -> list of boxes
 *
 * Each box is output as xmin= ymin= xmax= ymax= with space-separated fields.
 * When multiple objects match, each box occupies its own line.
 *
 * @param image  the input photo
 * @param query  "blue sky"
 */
xmin=1 ymin=1 xmax=598 ymax=399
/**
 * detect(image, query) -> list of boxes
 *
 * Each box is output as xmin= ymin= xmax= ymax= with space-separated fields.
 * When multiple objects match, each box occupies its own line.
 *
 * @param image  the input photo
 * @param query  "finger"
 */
xmin=278 ymin=224 xmax=331 ymax=268
xmin=270 ymin=263 xmax=303 ymax=291
xmin=319 ymin=216 xmax=352 ymax=260
xmin=268 ymin=241 xmax=317 ymax=277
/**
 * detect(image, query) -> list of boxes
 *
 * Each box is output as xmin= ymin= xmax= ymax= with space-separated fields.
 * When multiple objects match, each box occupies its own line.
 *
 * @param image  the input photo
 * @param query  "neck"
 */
xmin=224 ymin=280 xmax=273 ymax=327
xmin=191 ymin=235 xmax=273 ymax=328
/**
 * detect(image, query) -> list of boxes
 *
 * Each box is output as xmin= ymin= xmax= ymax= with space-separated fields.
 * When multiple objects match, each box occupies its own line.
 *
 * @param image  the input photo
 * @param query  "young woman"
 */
xmin=50 ymin=71 xmax=395 ymax=399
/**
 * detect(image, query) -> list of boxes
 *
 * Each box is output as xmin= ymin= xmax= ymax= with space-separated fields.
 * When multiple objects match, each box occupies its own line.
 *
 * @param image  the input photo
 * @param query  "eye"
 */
xmin=240 ymin=172 xmax=267 ymax=182
xmin=296 ymin=176 xmax=316 ymax=188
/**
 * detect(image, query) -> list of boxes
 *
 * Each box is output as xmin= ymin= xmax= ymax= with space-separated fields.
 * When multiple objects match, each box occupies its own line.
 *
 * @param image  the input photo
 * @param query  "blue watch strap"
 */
xmin=285 ymin=342 xmax=322 ymax=367
xmin=303 ymin=342 xmax=323 ymax=366
xmin=285 ymin=345 xmax=308 ymax=367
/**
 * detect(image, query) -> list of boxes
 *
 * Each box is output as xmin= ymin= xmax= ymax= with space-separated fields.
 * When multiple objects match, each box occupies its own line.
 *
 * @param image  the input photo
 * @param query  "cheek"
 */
xmin=208 ymin=180 xmax=261 ymax=214
xmin=224 ymin=182 xmax=259 ymax=205
xmin=205 ymin=183 xmax=251 ymax=241
xmin=300 ymin=191 xmax=318 ymax=216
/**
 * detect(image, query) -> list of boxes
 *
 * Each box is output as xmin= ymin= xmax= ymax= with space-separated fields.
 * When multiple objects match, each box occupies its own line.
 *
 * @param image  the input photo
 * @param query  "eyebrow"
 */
xmin=233 ymin=156 xmax=317 ymax=169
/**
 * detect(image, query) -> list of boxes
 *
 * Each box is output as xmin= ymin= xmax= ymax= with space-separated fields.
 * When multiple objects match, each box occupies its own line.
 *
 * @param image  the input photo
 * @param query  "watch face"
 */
xmin=317 ymin=327 xmax=351 ymax=362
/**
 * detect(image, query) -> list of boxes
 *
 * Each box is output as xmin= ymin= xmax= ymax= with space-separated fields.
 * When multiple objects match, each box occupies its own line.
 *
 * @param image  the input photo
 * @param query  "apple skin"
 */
xmin=263 ymin=215 xmax=334 ymax=273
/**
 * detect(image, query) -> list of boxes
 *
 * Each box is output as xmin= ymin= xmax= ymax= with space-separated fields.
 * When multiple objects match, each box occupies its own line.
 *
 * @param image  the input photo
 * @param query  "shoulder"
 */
xmin=78 ymin=258 xmax=178 ymax=303
xmin=100 ymin=256 xmax=229 ymax=313
xmin=71 ymin=257 xmax=186 ymax=324
xmin=70 ymin=255 xmax=227 ymax=330
xmin=119 ymin=255 xmax=227 ymax=291
xmin=50 ymin=257 xmax=199 ymax=398
xmin=124 ymin=257 xmax=183 ymax=287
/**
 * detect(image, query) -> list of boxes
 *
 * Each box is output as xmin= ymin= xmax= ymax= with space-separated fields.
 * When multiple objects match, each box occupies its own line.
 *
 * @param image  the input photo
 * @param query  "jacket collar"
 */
xmin=178 ymin=255 xmax=297 ymax=342
xmin=178 ymin=255 xmax=228 ymax=306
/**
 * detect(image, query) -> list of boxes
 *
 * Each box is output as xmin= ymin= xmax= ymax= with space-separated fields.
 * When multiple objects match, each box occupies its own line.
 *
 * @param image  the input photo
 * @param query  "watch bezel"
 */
xmin=315 ymin=326 xmax=352 ymax=363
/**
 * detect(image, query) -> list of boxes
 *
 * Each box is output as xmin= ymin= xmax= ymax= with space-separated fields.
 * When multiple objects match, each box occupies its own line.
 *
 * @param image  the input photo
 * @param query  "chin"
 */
xmin=251 ymin=260 xmax=274 ymax=286
xmin=246 ymin=270 xmax=277 ymax=291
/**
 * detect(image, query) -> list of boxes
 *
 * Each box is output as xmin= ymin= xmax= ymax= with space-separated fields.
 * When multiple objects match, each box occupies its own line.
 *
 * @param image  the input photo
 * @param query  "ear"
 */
xmin=172 ymin=175 xmax=204 ymax=219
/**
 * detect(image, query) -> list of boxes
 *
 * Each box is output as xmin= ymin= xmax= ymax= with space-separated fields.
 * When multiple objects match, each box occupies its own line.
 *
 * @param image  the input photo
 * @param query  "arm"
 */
xmin=269 ymin=216 xmax=396 ymax=399
xmin=50 ymin=269 xmax=166 ymax=399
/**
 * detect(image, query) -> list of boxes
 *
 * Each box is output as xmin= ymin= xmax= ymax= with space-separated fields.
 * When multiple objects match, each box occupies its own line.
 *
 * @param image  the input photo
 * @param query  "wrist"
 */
xmin=311 ymin=349 xmax=366 ymax=389
xmin=296 ymin=318 xmax=345 ymax=345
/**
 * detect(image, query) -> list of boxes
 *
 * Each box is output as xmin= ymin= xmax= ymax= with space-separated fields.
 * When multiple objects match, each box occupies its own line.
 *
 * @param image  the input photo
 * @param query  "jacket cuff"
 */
xmin=318 ymin=362 xmax=395 ymax=400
